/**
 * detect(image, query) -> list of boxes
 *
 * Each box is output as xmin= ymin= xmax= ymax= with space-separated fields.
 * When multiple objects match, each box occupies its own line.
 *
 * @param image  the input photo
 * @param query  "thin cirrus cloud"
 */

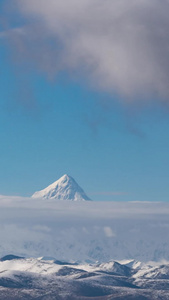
xmin=90 ymin=191 xmax=127 ymax=196
xmin=3 ymin=0 xmax=169 ymax=103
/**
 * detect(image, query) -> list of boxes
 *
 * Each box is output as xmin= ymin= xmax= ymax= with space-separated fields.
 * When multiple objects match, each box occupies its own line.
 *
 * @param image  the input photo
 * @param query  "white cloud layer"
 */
xmin=0 ymin=195 xmax=169 ymax=262
xmin=5 ymin=0 xmax=169 ymax=102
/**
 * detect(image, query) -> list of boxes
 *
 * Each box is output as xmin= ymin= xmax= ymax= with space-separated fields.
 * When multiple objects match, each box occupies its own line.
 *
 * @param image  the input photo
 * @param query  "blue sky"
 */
xmin=1 ymin=0 xmax=169 ymax=201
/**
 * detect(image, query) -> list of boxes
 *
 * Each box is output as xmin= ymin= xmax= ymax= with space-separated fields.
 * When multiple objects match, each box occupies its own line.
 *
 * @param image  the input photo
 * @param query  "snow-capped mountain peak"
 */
xmin=31 ymin=174 xmax=91 ymax=201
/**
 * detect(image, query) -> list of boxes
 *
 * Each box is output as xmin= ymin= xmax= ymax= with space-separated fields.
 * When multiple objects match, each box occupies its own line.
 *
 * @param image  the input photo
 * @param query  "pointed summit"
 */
xmin=32 ymin=174 xmax=91 ymax=201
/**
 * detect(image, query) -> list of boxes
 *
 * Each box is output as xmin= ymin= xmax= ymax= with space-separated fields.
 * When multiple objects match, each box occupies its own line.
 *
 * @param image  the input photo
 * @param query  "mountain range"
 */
xmin=0 ymin=255 xmax=168 ymax=299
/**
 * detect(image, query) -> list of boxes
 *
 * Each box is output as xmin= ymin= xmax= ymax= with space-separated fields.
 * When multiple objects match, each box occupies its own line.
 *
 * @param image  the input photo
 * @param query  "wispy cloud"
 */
xmin=91 ymin=191 xmax=128 ymax=196
xmin=104 ymin=226 xmax=116 ymax=238
xmin=0 ymin=27 xmax=24 ymax=38
xmin=3 ymin=0 xmax=169 ymax=103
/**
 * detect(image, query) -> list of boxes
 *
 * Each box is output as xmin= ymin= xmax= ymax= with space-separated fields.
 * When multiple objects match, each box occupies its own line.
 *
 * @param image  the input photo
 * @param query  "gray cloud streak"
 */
xmin=4 ymin=0 xmax=169 ymax=102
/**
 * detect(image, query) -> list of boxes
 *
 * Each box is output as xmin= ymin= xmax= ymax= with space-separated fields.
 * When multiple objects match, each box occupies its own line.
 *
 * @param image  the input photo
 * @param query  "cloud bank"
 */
xmin=0 ymin=196 xmax=169 ymax=262
xmin=3 ymin=0 xmax=169 ymax=103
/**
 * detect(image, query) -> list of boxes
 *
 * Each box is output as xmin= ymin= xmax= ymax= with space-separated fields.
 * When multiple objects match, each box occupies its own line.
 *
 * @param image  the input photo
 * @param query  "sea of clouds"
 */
xmin=0 ymin=195 xmax=169 ymax=262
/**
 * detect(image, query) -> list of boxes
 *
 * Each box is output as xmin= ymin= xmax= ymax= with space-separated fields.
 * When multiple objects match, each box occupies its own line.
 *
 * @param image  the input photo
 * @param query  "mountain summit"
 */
xmin=32 ymin=174 xmax=91 ymax=201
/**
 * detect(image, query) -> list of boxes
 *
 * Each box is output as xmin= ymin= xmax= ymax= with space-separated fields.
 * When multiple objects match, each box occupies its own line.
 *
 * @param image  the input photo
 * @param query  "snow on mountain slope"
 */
xmin=0 ymin=257 xmax=169 ymax=299
xmin=0 ymin=256 xmax=146 ymax=278
xmin=31 ymin=174 xmax=91 ymax=201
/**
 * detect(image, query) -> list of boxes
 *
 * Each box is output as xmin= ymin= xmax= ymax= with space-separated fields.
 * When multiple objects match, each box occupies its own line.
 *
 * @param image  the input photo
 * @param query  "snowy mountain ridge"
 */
xmin=32 ymin=174 xmax=91 ymax=201
xmin=0 ymin=256 xmax=169 ymax=299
